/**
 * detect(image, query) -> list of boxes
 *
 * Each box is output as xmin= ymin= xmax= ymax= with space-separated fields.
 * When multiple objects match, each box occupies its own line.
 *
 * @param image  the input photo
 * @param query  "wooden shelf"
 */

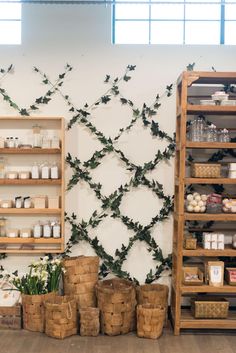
xmin=0 ymin=208 xmax=61 ymax=215
xmin=184 ymin=213 xmax=236 ymax=221
xmin=0 ymin=237 xmax=62 ymax=244
xmin=187 ymin=104 xmax=236 ymax=115
xmin=0 ymin=248 xmax=62 ymax=254
xmin=0 ymin=179 xmax=61 ymax=185
xmin=185 ymin=177 xmax=236 ymax=184
xmin=0 ymin=148 xmax=61 ymax=154
xmin=181 ymin=285 xmax=236 ymax=294
xmin=180 ymin=309 xmax=236 ymax=330
xmin=177 ymin=71 xmax=236 ymax=86
xmin=183 ymin=245 xmax=236 ymax=257
xmin=186 ymin=141 xmax=236 ymax=149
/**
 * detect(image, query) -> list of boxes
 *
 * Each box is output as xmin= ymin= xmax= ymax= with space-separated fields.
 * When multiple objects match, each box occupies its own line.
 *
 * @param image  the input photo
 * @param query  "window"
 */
xmin=112 ymin=0 xmax=236 ymax=45
xmin=0 ymin=0 xmax=21 ymax=45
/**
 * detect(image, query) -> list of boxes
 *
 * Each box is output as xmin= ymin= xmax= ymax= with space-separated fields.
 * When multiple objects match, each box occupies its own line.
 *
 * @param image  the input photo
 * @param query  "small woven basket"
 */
xmin=45 ymin=295 xmax=77 ymax=339
xmin=63 ymin=256 xmax=99 ymax=309
xmin=96 ymin=278 xmax=136 ymax=336
xmin=22 ymin=292 xmax=56 ymax=333
xmin=191 ymin=163 xmax=221 ymax=178
xmin=137 ymin=304 xmax=165 ymax=339
xmin=191 ymin=297 xmax=229 ymax=319
xmin=79 ymin=307 xmax=100 ymax=336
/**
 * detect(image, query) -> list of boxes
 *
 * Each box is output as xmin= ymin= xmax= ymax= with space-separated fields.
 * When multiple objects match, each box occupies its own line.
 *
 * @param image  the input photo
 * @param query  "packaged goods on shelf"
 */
xmin=207 ymin=261 xmax=224 ymax=287
xmin=182 ymin=267 xmax=204 ymax=285
xmin=185 ymin=193 xmax=207 ymax=213
xmin=0 ymin=200 xmax=13 ymax=208
xmin=7 ymin=229 xmax=19 ymax=238
xmin=20 ymin=229 xmax=32 ymax=238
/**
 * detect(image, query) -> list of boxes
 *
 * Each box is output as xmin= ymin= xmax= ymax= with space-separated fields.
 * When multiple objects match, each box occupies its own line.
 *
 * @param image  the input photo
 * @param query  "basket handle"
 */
xmin=66 ymin=302 xmax=72 ymax=320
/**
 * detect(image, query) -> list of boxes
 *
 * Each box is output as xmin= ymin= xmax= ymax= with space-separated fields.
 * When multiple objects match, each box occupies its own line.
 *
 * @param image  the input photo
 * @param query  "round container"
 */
xmin=33 ymin=223 xmax=42 ymax=238
xmin=43 ymin=222 xmax=51 ymax=238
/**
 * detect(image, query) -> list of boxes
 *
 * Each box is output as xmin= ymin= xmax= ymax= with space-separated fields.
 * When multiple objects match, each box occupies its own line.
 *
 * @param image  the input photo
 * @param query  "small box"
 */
xmin=7 ymin=229 xmax=19 ymax=238
xmin=203 ymin=241 xmax=211 ymax=249
xmin=20 ymin=228 xmax=32 ymax=238
xmin=19 ymin=171 xmax=30 ymax=179
xmin=211 ymin=241 xmax=218 ymax=250
xmin=6 ymin=171 xmax=18 ymax=179
xmin=33 ymin=195 xmax=47 ymax=209
xmin=182 ymin=267 xmax=204 ymax=286
xmin=225 ymin=268 xmax=236 ymax=285
xmin=0 ymin=200 xmax=13 ymax=208
xmin=48 ymin=196 xmax=60 ymax=209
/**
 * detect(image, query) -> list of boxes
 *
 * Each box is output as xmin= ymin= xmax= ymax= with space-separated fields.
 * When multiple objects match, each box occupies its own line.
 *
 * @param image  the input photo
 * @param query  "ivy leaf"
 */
xmin=186 ymin=63 xmax=195 ymax=71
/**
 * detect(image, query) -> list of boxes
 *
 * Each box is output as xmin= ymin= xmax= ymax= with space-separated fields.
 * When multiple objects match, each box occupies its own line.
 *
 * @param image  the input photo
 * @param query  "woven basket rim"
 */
xmin=96 ymin=278 xmax=135 ymax=293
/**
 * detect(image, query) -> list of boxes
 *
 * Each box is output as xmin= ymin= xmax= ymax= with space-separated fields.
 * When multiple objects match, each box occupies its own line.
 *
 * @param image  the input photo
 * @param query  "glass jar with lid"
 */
xmin=32 ymin=124 xmax=42 ymax=148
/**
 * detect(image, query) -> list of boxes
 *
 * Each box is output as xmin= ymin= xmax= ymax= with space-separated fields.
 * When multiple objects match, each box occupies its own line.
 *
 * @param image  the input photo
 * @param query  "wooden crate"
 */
xmin=0 ymin=304 xmax=22 ymax=329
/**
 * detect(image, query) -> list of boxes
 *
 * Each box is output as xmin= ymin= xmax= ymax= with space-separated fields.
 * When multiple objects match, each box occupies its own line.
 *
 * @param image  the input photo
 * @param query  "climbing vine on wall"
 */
xmin=0 ymin=63 xmax=175 ymax=283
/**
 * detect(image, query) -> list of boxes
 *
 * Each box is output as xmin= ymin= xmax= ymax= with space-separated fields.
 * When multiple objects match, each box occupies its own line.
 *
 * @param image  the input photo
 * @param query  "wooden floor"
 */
xmin=1 ymin=326 xmax=236 ymax=353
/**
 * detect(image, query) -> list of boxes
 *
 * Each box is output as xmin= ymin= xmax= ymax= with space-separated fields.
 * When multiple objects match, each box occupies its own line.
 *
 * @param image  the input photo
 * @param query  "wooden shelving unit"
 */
xmin=0 ymin=116 xmax=65 ymax=253
xmin=171 ymin=71 xmax=236 ymax=335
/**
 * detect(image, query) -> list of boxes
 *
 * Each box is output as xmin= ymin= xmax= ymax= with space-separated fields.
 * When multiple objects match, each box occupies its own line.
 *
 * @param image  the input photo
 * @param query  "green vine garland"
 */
xmin=0 ymin=64 xmax=175 ymax=284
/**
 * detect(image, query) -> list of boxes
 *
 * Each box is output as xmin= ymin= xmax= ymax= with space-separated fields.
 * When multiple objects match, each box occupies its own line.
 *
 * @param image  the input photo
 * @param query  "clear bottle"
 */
xmin=206 ymin=124 xmax=217 ymax=142
xmin=219 ymin=128 xmax=230 ymax=142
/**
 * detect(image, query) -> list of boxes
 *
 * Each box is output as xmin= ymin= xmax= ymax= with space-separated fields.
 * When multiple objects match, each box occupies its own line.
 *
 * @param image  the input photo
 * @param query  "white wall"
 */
xmin=1 ymin=4 xmax=236 ymax=283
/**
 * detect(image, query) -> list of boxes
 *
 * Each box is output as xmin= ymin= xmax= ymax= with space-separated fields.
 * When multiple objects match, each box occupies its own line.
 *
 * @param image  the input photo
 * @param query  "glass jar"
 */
xmin=190 ymin=116 xmax=206 ymax=142
xmin=32 ymin=163 xmax=40 ymax=179
xmin=0 ymin=157 xmax=5 ymax=179
xmin=51 ymin=163 xmax=59 ymax=179
xmin=14 ymin=137 xmax=19 ymax=148
xmin=43 ymin=222 xmax=51 ymax=238
xmin=52 ymin=221 xmax=60 ymax=238
xmin=218 ymin=128 xmax=230 ymax=143
xmin=51 ymin=135 xmax=60 ymax=148
xmin=206 ymin=124 xmax=217 ymax=142
xmin=33 ymin=222 xmax=42 ymax=238
xmin=0 ymin=217 xmax=7 ymax=237
xmin=32 ymin=125 xmax=42 ymax=148
xmin=41 ymin=162 xmax=50 ymax=179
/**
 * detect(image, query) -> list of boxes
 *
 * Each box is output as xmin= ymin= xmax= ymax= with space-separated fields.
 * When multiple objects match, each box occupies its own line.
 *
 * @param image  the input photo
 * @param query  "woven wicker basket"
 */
xmin=137 ymin=304 xmax=165 ymax=339
xmin=63 ymin=256 xmax=99 ymax=309
xmin=96 ymin=278 xmax=136 ymax=336
xmin=191 ymin=296 xmax=229 ymax=319
xmin=191 ymin=163 xmax=221 ymax=178
xmin=79 ymin=307 xmax=100 ymax=336
xmin=22 ymin=292 xmax=56 ymax=332
xmin=45 ymin=295 xmax=77 ymax=339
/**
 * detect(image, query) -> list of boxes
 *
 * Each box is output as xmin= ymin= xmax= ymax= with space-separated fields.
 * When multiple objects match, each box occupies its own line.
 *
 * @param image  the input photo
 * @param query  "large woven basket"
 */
xmin=96 ymin=278 xmax=136 ymax=336
xmin=191 ymin=296 xmax=229 ymax=319
xmin=191 ymin=163 xmax=221 ymax=178
xmin=79 ymin=307 xmax=100 ymax=336
xmin=63 ymin=256 xmax=99 ymax=309
xmin=45 ymin=295 xmax=77 ymax=339
xmin=22 ymin=292 xmax=55 ymax=332
xmin=136 ymin=284 xmax=169 ymax=326
xmin=137 ymin=304 xmax=165 ymax=339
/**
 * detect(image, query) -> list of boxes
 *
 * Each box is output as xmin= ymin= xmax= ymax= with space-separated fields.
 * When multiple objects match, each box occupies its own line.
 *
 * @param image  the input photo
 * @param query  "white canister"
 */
xmin=33 ymin=223 xmax=42 ymax=238
xmin=32 ymin=163 xmax=40 ymax=179
xmin=41 ymin=163 xmax=49 ymax=179
xmin=43 ymin=222 xmax=51 ymax=238
xmin=15 ymin=197 xmax=23 ymax=209
xmin=51 ymin=164 xmax=59 ymax=179
xmin=8 ymin=137 xmax=15 ymax=148
xmin=52 ymin=222 xmax=60 ymax=238
xmin=23 ymin=197 xmax=31 ymax=209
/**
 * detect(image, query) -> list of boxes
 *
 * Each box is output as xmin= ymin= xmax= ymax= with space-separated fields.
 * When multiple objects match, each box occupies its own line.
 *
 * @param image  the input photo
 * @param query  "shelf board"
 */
xmin=180 ymin=309 xmax=236 ymax=330
xmin=187 ymin=104 xmax=236 ymax=115
xmin=186 ymin=141 xmax=236 ymax=149
xmin=181 ymin=285 xmax=236 ymax=294
xmin=185 ymin=177 xmax=236 ymax=184
xmin=0 ymin=248 xmax=63 ymax=254
xmin=0 ymin=179 xmax=61 ymax=185
xmin=0 ymin=237 xmax=62 ymax=244
xmin=178 ymin=72 xmax=236 ymax=86
xmin=0 ymin=148 xmax=61 ymax=154
xmin=184 ymin=213 xmax=236 ymax=221
xmin=183 ymin=245 xmax=236 ymax=257
xmin=0 ymin=208 xmax=61 ymax=214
